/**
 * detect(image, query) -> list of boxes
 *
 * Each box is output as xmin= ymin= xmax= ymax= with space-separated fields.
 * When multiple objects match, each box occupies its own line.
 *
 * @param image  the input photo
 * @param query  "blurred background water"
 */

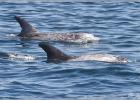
xmin=0 ymin=0 xmax=140 ymax=100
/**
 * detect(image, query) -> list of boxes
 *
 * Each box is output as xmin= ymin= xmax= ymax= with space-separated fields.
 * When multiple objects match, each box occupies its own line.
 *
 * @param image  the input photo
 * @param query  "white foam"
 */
xmin=8 ymin=53 xmax=35 ymax=61
xmin=67 ymin=33 xmax=100 ymax=43
xmin=6 ymin=34 xmax=17 ymax=37
xmin=77 ymin=33 xmax=100 ymax=43
xmin=83 ymin=33 xmax=100 ymax=41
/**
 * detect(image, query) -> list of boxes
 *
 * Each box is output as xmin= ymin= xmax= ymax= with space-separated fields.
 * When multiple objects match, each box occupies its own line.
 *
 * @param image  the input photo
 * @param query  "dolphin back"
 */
xmin=39 ymin=42 xmax=74 ymax=61
xmin=15 ymin=16 xmax=39 ymax=37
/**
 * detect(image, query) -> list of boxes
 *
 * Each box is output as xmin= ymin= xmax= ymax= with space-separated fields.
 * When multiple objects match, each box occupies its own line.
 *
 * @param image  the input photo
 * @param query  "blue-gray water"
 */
xmin=0 ymin=1 xmax=140 ymax=100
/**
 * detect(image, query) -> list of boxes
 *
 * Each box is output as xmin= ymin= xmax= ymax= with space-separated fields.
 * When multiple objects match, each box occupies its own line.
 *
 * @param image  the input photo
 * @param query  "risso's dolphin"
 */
xmin=39 ymin=42 xmax=128 ymax=63
xmin=14 ymin=16 xmax=100 ymax=43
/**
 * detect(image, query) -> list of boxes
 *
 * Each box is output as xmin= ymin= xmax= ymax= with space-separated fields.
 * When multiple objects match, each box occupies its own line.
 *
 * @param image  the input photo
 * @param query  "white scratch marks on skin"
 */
xmin=70 ymin=54 xmax=128 ymax=63
xmin=31 ymin=33 xmax=100 ymax=43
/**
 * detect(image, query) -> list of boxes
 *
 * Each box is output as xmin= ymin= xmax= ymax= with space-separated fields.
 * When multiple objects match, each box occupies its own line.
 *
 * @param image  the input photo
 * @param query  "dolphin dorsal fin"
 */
xmin=39 ymin=42 xmax=73 ymax=61
xmin=15 ymin=16 xmax=39 ymax=37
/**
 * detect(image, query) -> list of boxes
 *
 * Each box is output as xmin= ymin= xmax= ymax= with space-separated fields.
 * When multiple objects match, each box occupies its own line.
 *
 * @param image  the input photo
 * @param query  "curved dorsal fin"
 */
xmin=39 ymin=42 xmax=73 ymax=61
xmin=15 ymin=16 xmax=39 ymax=37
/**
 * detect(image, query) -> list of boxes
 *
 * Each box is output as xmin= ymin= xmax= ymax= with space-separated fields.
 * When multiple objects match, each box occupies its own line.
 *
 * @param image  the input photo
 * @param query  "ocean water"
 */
xmin=0 ymin=1 xmax=140 ymax=100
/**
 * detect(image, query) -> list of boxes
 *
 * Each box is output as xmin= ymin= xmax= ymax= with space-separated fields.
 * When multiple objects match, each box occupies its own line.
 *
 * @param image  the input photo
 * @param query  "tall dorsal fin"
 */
xmin=39 ymin=42 xmax=74 ymax=61
xmin=15 ymin=16 xmax=39 ymax=37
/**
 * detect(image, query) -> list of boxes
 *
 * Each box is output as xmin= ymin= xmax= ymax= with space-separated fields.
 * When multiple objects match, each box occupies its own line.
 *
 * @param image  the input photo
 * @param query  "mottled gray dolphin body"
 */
xmin=15 ymin=16 xmax=100 ymax=43
xmin=39 ymin=42 xmax=128 ymax=63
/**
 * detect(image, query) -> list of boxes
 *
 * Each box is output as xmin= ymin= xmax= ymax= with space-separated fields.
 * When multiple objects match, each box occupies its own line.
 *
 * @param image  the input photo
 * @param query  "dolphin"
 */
xmin=39 ymin=42 xmax=128 ymax=63
xmin=14 ymin=16 xmax=100 ymax=43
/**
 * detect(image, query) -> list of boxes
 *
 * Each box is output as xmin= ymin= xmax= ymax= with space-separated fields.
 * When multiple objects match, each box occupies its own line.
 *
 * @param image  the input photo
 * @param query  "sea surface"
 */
xmin=0 ymin=1 xmax=140 ymax=100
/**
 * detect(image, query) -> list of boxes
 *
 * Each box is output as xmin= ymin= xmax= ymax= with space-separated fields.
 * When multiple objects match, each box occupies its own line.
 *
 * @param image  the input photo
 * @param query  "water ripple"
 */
xmin=0 ymin=1 xmax=140 ymax=100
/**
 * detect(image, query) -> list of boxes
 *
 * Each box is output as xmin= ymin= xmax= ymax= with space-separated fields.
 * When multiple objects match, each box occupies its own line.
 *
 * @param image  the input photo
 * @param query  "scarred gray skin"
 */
xmin=39 ymin=42 xmax=128 ymax=63
xmin=15 ymin=16 xmax=100 ymax=43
